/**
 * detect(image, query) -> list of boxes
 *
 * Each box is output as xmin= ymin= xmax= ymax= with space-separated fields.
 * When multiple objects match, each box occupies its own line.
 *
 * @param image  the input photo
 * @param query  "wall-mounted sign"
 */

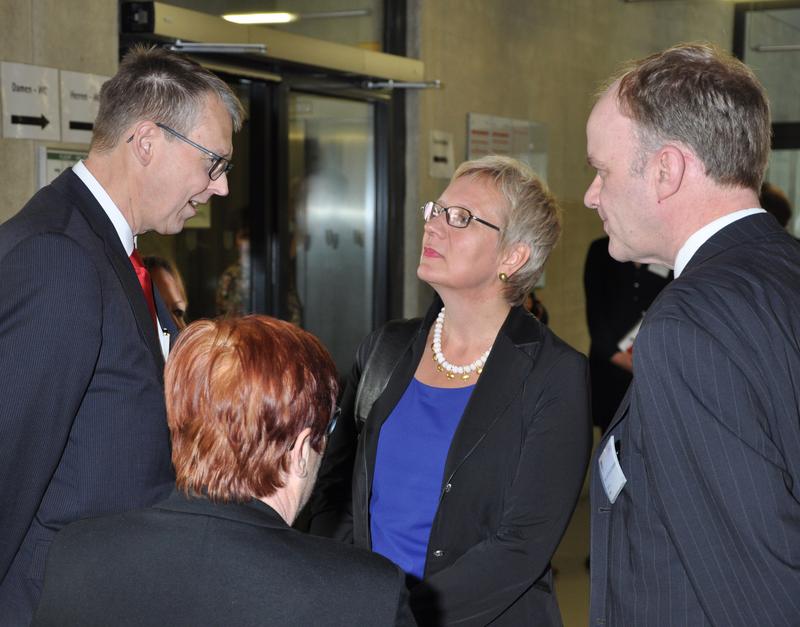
xmin=467 ymin=113 xmax=549 ymax=182
xmin=60 ymin=70 xmax=108 ymax=144
xmin=429 ymin=130 xmax=455 ymax=179
xmin=37 ymin=147 xmax=87 ymax=189
xmin=1 ymin=62 xmax=60 ymax=141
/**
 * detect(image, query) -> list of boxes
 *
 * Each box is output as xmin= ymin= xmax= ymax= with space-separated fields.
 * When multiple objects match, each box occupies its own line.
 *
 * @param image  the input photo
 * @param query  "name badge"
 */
xmin=598 ymin=435 xmax=627 ymax=504
xmin=647 ymin=264 xmax=670 ymax=278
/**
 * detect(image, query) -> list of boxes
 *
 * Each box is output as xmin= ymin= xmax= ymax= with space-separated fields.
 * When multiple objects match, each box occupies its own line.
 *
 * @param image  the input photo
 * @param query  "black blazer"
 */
xmin=590 ymin=213 xmax=800 ymax=626
xmin=32 ymin=491 xmax=416 ymax=627
xmin=0 ymin=169 xmax=175 ymax=624
xmin=311 ymin=299 xmax=592 ymax=626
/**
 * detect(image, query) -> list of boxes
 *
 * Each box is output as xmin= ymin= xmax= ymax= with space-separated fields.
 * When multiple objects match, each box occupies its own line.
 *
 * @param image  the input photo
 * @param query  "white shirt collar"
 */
xmin=673 ymin=208 xmax=765 ymax=278
xmin=72 ymin=160 xmax=135 ymax=255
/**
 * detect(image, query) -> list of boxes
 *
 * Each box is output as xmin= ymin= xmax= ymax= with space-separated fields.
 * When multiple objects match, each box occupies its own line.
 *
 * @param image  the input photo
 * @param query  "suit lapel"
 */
xmin=684 ymin=212 xmax=781 ymax=274
xmin=58 ymin=170 xmax=164 ymax=374
xmin=603 ymin=385 xmax=632 ymax=436
xmin=441 ymin=306 xmax=539 ymax=485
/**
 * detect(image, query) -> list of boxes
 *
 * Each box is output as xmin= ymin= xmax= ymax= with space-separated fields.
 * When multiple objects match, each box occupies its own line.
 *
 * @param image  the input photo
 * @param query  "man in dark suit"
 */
xmin=0 ymin=46 xmax=243 ymax=624
xmin=584 ymin=43 xmax=800 ymax=625
xmin=32 ymin=316 xmax=415 ymax=626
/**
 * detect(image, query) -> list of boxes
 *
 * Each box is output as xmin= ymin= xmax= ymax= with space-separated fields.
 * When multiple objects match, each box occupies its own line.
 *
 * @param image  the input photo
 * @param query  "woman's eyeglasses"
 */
xmin=421 ymin=200 xmax=501 ymax=232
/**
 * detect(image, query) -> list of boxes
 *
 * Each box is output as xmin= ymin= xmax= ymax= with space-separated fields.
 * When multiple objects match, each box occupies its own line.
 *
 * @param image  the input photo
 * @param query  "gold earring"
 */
xmin=499 ymin=272 xmax=509 ymax=282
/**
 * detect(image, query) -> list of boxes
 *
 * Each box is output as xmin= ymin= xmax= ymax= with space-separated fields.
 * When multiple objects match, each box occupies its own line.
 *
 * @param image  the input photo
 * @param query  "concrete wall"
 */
xmin=405 ymin=0 xmax=735 ymax=353
xmin=0 ymin=0 xmax=742 ymax=353
xmin=0 ymin=0 xmax=117 ymax=222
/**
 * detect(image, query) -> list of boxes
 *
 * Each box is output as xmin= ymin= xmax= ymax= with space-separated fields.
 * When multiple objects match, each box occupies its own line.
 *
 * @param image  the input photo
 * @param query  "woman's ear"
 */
xmin=289 ymin=427 xmax=314 ymax=479
xmin=499 ymin=243 xmax=531 ymax=279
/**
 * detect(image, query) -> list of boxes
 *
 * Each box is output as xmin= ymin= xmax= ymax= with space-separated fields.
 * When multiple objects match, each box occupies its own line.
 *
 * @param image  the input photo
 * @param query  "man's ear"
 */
xmin=654 ymin=144 xmax=686 ymax=202
xmin=499 ymin=242 xmax=531 ymax=279
xmin=127 ymin=121 xmax=160 ymax=167
xmin=289 ymin=427 xmax=314 ymax=479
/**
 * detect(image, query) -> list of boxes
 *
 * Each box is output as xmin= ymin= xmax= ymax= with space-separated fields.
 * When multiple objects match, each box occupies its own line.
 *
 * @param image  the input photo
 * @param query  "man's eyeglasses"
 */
xmin=126 ymin=123 xmax=233 ymax=181
xmin=421 ymin=200 xmax=501 ymax=232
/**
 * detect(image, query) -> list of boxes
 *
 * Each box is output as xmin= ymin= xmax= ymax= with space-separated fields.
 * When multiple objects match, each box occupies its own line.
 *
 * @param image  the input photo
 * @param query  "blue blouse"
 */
xmin=369 ymin=378 xmax=474 ymax=580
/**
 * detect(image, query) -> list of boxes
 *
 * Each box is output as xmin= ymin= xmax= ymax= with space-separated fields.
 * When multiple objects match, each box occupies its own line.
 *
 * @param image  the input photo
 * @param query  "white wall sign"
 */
xmin=467 ymin=113 xmax=549 ymax=182
xmin=1 ymin=62 xmax=60 ymax=141
xmin=60 ymin=70 xmax=108 ymax=144
xmin=429 ymin=130 xmax=455 ymax=179
xmin=37 ymin=147 xmax=87 ymax=189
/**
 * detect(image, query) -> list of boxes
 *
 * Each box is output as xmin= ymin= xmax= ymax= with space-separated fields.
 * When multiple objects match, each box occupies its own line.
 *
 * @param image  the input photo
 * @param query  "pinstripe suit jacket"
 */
xmin=0 ymin=169 xmax=176 ymax=625
xmin=590 ymin=213 xmax=800 ymax=626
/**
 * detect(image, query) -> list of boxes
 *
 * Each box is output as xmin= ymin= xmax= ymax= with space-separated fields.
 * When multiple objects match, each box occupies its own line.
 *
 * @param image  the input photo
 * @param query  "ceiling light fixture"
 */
xmin=223 ymin=9 xmax=370 ymax=25
xmin=223 ymin=12 xmax=298 ymax=24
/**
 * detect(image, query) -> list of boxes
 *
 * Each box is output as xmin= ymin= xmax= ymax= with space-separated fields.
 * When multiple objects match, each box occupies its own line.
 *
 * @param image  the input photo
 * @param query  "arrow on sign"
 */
xmin=11 ymin=114 xmax=49 ymax=129
xmin=69 ymin=121 xmax=93 ymax=131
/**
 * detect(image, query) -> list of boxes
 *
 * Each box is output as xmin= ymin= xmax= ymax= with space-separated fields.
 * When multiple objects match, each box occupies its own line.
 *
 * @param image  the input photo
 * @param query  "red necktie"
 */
xmin=129 ymin=248 xmax=157 ymax=329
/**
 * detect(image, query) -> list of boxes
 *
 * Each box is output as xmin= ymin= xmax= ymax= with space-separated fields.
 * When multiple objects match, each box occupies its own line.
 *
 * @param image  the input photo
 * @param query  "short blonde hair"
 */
xmin=453 ymin=155 xmax=561 ymax=304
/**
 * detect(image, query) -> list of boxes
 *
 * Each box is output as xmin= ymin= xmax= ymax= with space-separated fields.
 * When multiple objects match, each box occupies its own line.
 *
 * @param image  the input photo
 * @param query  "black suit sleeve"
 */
xmin=634 ymin=315 xmax=800 ymax=625
xmin=0 ymin=234 xmax=102 ymax=581
xmin=410 ymin=352 xmax=592 ymax=625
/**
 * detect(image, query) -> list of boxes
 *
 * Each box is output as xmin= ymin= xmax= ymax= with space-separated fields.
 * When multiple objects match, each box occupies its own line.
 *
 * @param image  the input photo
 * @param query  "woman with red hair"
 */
xmin=33 ymin=316 xmax=415 ymax=626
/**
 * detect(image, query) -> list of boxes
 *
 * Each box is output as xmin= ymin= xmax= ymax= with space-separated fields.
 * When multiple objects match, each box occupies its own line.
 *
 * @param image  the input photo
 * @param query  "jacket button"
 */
xmin=433 ymin=549 xmax=444 ymax=558
xmin=444 ymin=483 xmax=452 ymax=493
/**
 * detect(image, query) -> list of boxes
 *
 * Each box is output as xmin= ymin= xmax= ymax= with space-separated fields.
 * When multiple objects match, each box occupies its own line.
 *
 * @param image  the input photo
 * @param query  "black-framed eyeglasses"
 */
xmin=288 ymin=406 xmax=340 ymax=451
xmin=326 ymin=406 xmax=341 ymax=438
xmin=421 ymin=200 xmax=501 ymax=232
xmin=126 ymin=123 xmax=233 ymax=181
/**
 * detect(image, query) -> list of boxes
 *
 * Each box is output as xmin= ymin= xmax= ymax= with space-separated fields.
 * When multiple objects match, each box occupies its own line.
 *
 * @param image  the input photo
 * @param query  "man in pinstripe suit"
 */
xmin=584 ymin=43 xmax=800 ymax=626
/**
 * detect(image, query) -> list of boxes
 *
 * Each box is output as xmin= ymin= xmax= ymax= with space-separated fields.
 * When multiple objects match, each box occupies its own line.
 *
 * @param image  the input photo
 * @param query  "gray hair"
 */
xmin=613 ymin=42 xmax=770 ymax=190
xmin=91 ymin=45 xmax=245 ymax=152
xmin=453 ymin=155 xmax=561 ymax=305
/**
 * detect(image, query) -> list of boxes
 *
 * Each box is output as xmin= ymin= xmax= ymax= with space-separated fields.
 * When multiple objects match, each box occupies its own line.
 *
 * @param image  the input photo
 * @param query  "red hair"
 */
xmin=164 ymin=315 xmax=339 ymax=502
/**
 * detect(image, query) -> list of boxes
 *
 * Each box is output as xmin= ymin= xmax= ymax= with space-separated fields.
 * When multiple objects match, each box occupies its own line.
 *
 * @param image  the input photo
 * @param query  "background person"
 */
xmin=0 ymin=45 xmax=243 ymax=624
xmin=585 ymin=43 xmax=800 ymax=625
xmin=32 ymin=316 xmax=415 ymax=627
xmin=144 ymin=255 xmax=189 ymax=330
xmin=760 ymin=180 xmax=792 ymax=230
xmin=311 ymin=155 xmax=591 ymax=626
xmin=583 ymin=236 xmax=671 ymax=433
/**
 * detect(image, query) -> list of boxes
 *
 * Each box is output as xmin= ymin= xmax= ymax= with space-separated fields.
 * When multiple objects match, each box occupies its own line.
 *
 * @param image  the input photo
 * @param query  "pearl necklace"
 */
xmin=431 ymin=307 xmax=491 ymax=381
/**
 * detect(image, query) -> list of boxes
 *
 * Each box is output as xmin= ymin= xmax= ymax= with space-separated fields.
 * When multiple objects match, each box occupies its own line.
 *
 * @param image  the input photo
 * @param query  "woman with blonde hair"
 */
xmin=311 ymin=155 xmax=591 ymax=626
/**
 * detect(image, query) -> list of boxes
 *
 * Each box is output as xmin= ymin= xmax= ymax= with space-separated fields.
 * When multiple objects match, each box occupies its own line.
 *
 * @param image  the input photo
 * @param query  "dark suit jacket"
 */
xmin=0 ymin=169 xmax=175 ymax=625
xmin=31 ymin=491 xmax=415 ymax=626
xmin=590 ymin=213 xmax=800 ymax=626
xmin=311 ymin=299 xmax=592 ymax=626
xmin=583 ymin=236 xmax=671 ymax=430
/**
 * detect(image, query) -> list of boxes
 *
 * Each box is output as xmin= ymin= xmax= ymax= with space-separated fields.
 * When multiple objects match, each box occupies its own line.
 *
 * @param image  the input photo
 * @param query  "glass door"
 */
xmin=287 ymin=93 xmax=376 ymax=372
